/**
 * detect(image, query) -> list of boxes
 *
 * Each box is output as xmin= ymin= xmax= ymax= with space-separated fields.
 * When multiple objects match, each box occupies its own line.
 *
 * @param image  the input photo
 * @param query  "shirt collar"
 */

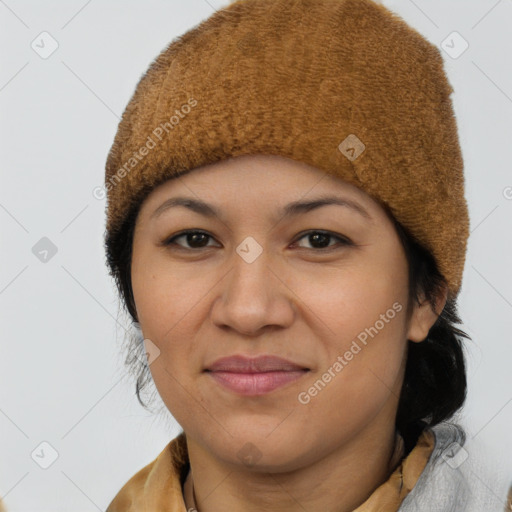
xmin=141 ymin=428 xmax=435 ymax=512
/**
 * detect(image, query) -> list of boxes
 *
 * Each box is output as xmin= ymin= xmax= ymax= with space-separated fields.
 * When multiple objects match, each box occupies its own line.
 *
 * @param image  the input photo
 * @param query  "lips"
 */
xmin=205 ymin=354 xmax=309 ymax=373
xmin=204 ymin=355 xmax=310 ymax=396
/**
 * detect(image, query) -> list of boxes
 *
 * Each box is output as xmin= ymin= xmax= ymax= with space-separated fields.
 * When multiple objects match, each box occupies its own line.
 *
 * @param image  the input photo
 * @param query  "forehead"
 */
xmin=140 ymin=153 xmax=382 ymax=216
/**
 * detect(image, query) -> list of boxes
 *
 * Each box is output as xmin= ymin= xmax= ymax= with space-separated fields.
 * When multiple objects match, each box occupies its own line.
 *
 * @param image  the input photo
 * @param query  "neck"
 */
xmin=183 ymin=418 xmax=403 ymax=512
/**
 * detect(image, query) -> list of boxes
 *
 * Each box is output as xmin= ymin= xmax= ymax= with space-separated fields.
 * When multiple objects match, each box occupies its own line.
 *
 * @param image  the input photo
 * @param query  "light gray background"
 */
xmin=1 ymin=0 xmax=511 ymax=510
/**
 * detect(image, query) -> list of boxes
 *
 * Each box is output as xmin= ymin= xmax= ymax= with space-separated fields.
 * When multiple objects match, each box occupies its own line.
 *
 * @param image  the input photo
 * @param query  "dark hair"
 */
xmin=388 ymin=212 xmax=469 ymax=454
xmin=104 ymin=195 xmax=469 ymax=454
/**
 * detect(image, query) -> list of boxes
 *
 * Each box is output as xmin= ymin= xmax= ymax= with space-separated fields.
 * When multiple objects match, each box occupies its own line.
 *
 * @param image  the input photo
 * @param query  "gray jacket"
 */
xmin=399 ymin=422 xmax=511 ymax=511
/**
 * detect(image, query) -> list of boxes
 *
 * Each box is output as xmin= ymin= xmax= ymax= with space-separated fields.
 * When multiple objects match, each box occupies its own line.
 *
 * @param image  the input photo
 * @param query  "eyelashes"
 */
xmin=161 ymin=229 xmax=354 ymax=252
xmin=163 ymin=230 xmax=217 ymax=250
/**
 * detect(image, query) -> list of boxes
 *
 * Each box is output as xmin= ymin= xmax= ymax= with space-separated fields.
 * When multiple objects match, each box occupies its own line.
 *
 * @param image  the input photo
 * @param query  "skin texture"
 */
xmin=131 ymin=153 xmax=447 ymax=512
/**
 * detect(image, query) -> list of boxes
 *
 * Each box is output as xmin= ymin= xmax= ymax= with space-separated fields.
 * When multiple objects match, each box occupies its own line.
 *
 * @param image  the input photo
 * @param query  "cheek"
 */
xmin=131 ymin=245 xmax=208 ymax=340
xmin=295 ymin=297 xmax=408 ymax=449
xmin=306 ymin=247 xmax=409 ymax=344
xmin=311 ymin=276 xmax=407 ymax=384
xmin=298 ymin=248 xmax=409 ymax=414
xmin=131 ymin=253 xmax=220 ymax=398
xmin=132 ymin=260 xmax=213 ymax=423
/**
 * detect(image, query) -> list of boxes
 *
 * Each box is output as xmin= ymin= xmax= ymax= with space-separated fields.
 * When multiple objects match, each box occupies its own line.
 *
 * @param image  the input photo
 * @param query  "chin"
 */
xmin=208 ymin=429 xmax=309 ymax=472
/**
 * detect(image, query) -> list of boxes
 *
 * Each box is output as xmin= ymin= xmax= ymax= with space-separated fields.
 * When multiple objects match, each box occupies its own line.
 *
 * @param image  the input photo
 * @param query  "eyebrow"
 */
xmin=150 ymin=195 xmax=372 ymax=222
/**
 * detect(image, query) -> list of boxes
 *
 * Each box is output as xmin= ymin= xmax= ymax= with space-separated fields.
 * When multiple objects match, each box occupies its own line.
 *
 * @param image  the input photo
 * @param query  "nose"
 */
xmin=210 ymin=246 xmax=296 ymax=336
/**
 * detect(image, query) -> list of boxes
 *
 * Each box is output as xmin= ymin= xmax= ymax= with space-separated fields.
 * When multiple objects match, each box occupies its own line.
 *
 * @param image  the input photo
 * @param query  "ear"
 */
xmin=407 ymin=284 xmax=449 ymax=343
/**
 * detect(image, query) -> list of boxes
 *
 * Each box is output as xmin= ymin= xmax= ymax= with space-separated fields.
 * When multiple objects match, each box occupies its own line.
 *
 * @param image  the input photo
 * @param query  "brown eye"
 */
xmin=294 ymin=231 xmax=352 ymax=250
xmin=164 ymin=230 xmax=219 ymax=249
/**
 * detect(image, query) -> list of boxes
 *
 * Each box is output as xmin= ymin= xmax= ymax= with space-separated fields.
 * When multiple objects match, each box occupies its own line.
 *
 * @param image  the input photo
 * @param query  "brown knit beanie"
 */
xmin=104 ymin=0 xmax=469 ymax=300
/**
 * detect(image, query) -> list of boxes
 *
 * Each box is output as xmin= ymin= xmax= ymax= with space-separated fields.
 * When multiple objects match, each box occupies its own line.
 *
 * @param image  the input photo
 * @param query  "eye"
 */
xmin=162 ymin=229 xmax=353 ymax=252
xmin=163 ymin=230 xmax=219 ymax=250
xmin=293 ymin=230 xmax=353 ymax=250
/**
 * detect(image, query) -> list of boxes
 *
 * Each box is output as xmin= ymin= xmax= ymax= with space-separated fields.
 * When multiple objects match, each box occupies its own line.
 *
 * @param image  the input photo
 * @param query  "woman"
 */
xmin=102 ymin=0 xmax=512 ymax=510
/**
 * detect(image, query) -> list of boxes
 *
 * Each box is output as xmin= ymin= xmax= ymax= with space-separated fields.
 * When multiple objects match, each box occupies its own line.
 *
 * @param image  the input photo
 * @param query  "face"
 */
xmin=131 ymin=154 xmax=437 ymax=471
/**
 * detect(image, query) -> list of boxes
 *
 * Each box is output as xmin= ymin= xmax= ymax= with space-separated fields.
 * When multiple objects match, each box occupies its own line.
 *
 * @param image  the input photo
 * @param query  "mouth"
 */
xmin=204 ymin=354 xmax=310 ymax=396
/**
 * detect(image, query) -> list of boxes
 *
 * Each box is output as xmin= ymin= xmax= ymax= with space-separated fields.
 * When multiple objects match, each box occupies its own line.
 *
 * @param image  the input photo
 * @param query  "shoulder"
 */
xmin=399 ymin=422 xmax=512 ymax=512
xmin=105 ymin=455 xmax=159 ymax=511
xmin=105 ymin=431 xmax=189 ymax=512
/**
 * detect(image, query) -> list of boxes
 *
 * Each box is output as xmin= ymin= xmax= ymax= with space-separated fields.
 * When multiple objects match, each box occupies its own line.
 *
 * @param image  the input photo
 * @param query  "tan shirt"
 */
xmin=106 ymin=429 xmax=437 ymax=511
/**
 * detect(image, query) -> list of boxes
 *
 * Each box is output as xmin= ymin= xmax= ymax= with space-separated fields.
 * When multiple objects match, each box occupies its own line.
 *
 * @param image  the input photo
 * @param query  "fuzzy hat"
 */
xmin=104 ymin=0 xmax=469 ymax=299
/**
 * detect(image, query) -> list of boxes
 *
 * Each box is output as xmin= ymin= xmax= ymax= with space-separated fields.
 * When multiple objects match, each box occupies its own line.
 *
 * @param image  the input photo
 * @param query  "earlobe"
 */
xmin=407 ymin=285 xmax=448 ymax=343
